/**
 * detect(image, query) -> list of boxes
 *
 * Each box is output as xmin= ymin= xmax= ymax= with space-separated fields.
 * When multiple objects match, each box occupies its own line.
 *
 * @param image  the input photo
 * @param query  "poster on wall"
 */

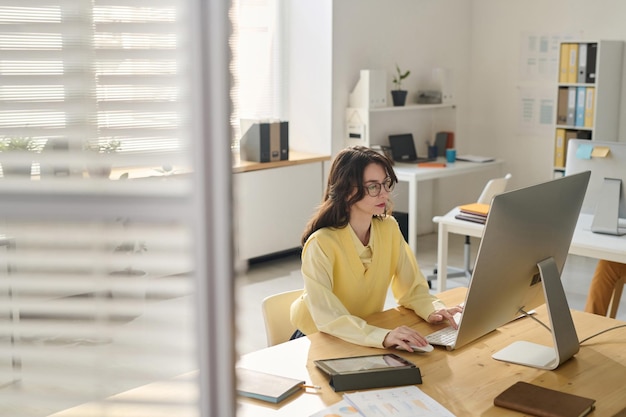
xmin=519 ymin=32 xmax=579 ymax=82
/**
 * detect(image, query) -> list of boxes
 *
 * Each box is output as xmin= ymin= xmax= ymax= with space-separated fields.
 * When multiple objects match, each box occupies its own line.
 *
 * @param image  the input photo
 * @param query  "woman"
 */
xmin=290 ymin=146 xmax=462 ymax=351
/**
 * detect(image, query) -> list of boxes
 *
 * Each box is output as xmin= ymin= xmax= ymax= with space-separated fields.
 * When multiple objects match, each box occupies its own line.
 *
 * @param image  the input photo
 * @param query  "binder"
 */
xmin=559 ymin=43 xmax=570 ymax=83
xmin=584 ymin=87 xmax=595 ymax=127
xmin=566 ymin=86 xmax=576 ymax=126
xmin=554 ymin=128 xmax=566 ymax=168
xmin=577 ymin=43 xmax=587 ymax=83
xmin=585 ymin=43 xmax=598 ymax=83
xmin=575 ymin=86 xmax=585 ymax=127
xmin=556 ymin=87 xmax=568 ymax=124
xmin=567 ymin=43 xmax=578 ymax=83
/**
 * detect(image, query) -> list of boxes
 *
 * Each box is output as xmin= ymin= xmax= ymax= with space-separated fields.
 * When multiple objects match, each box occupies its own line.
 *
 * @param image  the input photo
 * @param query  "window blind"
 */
xmin=0 ymin=0 xmax=234 ymax=415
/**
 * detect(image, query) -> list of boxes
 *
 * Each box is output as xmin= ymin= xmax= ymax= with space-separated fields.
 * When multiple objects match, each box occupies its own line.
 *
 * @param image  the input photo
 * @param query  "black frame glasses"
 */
xmin=362 ymin=178 xmax=395 ymax=197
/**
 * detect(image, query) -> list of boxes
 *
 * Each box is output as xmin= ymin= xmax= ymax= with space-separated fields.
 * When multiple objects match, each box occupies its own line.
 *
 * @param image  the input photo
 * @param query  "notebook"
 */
xmin=388 ymin=133 xmax=435 ymax=163
xmin=494 ymin=381 xmax=595 ymax=417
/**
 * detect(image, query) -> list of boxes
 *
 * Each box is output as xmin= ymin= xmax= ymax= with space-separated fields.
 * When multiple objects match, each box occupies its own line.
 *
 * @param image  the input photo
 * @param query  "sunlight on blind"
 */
xmin=0 ymin=1 xmax=200 ymax=416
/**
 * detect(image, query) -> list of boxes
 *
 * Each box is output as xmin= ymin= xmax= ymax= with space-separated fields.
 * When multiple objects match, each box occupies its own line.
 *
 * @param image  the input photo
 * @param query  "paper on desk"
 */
xmin=309 ymin=399 xmax=361 ymax=416
xmin=455 ymin=154 xmax=494 ymax=163
xmin=343 ymin=386 xmax=456 ymax=417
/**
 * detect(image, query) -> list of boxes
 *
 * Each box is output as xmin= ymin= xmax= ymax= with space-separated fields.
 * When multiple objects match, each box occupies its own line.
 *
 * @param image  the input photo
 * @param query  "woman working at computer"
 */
xmin=290 ymin=146 xmax=462 ymax=352
xmin=585 ymin=259 xmax=626 ymax=316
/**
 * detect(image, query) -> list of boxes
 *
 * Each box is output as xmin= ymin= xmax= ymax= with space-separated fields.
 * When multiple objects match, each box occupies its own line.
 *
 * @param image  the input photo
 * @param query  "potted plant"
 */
xmin=0 ymin=136 xmax=43 ymax=177
xmin=83 ymin=139 xmax=121 ymax=178
xmin=391 ymin=64 xmax=411 ymax=106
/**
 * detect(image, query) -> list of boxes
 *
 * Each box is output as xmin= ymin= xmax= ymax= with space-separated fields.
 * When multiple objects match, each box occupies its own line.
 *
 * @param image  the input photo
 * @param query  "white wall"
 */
xmin=288 ymin=0 xmax=626 ymax=233
xmin=469 ymin=0 xmax=626 ymax=190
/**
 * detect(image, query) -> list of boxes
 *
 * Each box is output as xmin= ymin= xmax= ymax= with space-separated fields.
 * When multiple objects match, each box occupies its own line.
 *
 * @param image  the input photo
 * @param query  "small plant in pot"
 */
xmin=391 ymin=64 xmax=411 ymax=106
xmin=0 ymin=136 xmax=43 ymax=178
xmin=83 ymin=139 xmax=121 ymax=178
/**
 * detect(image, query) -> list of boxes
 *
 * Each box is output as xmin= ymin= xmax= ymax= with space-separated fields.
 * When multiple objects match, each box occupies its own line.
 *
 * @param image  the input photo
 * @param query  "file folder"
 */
xmin=554 ymin=128 xmax=566 ymax=168
xmin=567 ymin=43 xmax=578 ymax=83
xmin=566 ymin=86 xmax=576 ymax=126
xmin=556 ymin=87 xmax=568 ymax=124
xmin=586 ymin=43 xmax=597 ymax=83
xmin=559 ymin=43 xmax=570 ymax=83
xmin=575 ymin=86 xmax=585 ymax=127
xmin=584 ymin=87 xmax=595 ymax=127
xmin=577 ymin=43 xmax=587 ymax=83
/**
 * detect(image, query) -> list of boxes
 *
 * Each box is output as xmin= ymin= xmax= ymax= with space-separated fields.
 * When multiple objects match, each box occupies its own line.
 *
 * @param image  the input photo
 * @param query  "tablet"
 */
xmin=314 ymin=353 xmax=416 ymax=376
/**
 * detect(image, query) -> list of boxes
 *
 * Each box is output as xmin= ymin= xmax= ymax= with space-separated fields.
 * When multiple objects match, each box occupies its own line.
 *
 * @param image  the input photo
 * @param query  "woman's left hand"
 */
xmin=427 ymin=305 xmax=463 ymax=329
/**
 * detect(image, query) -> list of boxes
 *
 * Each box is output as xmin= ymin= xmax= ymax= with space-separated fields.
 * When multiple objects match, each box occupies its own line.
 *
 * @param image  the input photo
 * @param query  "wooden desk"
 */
xmin=52 ymin=288 xmax=626 ymax=417
xmin=238 ymin=287 xmax=626 ymax=417
xmin=392 ymin=159 xmax=502 ymax=256
xmin=433 ymin=211 xmax=626 ymax=292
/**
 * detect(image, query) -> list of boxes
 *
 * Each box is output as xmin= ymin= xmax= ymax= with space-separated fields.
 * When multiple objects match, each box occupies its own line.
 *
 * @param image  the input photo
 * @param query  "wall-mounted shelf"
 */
xmin=346 ymin=103 xmax=456 ymax=150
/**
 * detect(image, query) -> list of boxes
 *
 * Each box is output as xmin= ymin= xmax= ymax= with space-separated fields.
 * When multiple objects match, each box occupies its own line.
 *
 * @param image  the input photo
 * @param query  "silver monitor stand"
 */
xmin=491 ymin=257 xmax=580 ymax=370
xmin=591 ymin=177 xmax=625 ymax=236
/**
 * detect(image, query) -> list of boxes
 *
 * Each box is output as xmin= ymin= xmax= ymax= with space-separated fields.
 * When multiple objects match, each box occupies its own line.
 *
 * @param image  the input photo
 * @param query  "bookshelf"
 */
xmin=345 ymin=103 xmax=456 ymax=151
xmin=553 ymin=40 xmax=624 ymax=176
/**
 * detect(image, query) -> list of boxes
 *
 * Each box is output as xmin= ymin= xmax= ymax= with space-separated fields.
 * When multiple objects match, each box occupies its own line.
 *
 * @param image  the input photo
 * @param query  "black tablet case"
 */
xmin=314 ymin=355 xmax=422 ymax=392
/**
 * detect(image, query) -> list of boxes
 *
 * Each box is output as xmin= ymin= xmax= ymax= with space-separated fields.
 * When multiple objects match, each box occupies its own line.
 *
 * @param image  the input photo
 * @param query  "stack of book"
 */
xmin=454 ymin=202 xmax=489 ymax=224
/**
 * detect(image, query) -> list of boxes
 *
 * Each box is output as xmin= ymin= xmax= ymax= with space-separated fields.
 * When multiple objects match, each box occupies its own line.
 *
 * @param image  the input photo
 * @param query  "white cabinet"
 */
xmin=345 ymin=104 xmax=456 ymax=152
xmin=234 ymin=155 xmax=326 ymax=260
xmin=554 ymin=40 xmax=623 ymax=174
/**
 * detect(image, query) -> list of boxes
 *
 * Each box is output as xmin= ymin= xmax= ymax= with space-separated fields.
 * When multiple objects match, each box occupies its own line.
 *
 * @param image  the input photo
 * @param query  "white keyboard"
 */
xmin=425 ymin=326 xmax=457 ymax=346
xmin=425 ymin=310 xmax=462 ymax=347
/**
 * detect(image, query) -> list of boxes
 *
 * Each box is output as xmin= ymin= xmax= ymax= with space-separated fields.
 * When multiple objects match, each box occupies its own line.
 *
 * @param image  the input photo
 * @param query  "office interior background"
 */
xmin=1 ymin=0 xmax=626 ymax=416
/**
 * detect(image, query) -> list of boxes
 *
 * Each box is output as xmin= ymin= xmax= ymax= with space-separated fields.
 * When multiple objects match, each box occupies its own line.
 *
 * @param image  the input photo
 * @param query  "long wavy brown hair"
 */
xmin=301 ymin=146 xmax=397 ymax=246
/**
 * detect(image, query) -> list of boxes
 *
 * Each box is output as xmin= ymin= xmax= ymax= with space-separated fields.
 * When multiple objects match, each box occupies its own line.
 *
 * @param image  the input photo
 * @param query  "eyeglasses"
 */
xmin=363 ymin=178 xmax=395 ymax=197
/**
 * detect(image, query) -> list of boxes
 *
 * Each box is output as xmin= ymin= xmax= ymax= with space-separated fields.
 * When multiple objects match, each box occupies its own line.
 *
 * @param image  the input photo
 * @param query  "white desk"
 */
xmin=393 ymin=159 xmax=502 ymax=255
xmin=569 ymin=213 xmax=626 ymax=263
xmin=433 ymin=211 xmax=626 ymax=292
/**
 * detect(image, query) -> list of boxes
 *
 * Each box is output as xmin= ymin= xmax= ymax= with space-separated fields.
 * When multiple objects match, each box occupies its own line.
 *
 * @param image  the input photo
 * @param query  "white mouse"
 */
xmin=397 ymin=343 xmax=434 ymax=353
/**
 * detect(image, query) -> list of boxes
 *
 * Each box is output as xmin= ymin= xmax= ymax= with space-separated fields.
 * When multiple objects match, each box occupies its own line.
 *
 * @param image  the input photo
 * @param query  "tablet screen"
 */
xmin=315 ymin=354 xmax=414 ymax=375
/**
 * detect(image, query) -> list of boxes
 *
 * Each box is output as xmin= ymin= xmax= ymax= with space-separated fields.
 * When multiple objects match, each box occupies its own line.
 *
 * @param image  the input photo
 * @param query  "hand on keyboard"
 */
xmin=427 ymin=304 xmax=463 ymax=329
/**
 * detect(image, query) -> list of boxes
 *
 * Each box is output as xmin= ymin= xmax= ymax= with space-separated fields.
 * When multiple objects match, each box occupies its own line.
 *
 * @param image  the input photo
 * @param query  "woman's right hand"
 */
xmin=382 ymin=325 xmax=429 ymax=352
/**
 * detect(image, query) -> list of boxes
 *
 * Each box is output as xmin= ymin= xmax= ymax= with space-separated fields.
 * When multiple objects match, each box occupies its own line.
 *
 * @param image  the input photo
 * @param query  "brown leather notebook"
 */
xmin=494 ymin=381 xmax=595 ymax=417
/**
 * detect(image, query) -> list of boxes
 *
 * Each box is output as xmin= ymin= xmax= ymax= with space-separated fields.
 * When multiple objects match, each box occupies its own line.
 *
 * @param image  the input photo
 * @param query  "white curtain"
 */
xmin=0 ymin=0 xmax=235 ymax=416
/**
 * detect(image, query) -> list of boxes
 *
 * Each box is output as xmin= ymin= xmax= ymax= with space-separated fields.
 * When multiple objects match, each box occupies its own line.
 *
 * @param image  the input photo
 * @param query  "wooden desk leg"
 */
xmin=437 ymin=221 xmax=449 ymax=292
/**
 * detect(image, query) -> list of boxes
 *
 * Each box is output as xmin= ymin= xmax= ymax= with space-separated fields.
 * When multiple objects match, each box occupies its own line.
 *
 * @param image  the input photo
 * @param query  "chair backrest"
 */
xmin=261 ymin=289 xmax=304 ymax=346
xmin=477 ymin=173 xmax=512 ymax=205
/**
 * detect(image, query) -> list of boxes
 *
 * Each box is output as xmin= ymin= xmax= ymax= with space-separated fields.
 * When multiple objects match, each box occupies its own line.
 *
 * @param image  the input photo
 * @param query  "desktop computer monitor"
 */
xmin=565 ymin=139 xmax=626 ymax=235
xmin=452 ymin=171 xmax=590 ymax=370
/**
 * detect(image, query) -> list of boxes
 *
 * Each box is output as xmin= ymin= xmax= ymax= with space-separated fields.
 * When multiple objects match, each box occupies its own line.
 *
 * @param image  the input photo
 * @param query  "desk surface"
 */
xmin=232 ymin=150 xmax=330 ymax=173
xmin=238 ymin=287 xmax=626 ymax=417
xmin=51 ymin=289 xmax=626 ymax=417
xmin=569 ymin=213 xmax=626 ymax=263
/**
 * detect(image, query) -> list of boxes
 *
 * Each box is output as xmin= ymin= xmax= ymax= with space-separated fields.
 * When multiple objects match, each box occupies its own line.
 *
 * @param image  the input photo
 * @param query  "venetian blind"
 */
xmin=0 ymin=0 xmax=231 ymax=415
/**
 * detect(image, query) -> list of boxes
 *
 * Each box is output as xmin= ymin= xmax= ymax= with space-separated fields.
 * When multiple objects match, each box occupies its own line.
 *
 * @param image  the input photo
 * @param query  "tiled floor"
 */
xmin=235 ymin=232 xmax=626 ymax=355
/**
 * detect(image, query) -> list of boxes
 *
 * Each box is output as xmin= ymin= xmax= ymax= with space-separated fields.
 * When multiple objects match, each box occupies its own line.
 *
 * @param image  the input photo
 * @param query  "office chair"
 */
xmin=430 ymin=173 xmax=512 ymax=281
xmin=261 ymin=289 xmax=304 ymax=346
xmin=608 ymin=277 xmax=625 ymax=319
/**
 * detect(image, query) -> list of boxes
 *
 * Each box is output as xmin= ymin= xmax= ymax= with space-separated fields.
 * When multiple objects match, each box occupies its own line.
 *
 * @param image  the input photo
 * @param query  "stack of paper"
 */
xmin=455 ymin=202 xmax=489 ymax=224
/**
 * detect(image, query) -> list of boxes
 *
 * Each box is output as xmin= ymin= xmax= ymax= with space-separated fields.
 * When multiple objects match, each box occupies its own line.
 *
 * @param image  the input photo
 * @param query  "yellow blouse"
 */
xmin=290 ymin=215 xmax=444 ymax=348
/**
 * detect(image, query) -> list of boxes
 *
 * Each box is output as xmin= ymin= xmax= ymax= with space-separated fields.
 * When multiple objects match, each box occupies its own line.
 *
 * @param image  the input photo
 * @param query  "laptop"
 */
xmin=388 ymin=133 xmax=435 ymax=163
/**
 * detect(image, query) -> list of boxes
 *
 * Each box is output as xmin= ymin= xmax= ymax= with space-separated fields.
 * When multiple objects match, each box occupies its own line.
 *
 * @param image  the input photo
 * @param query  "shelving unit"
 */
xmin=553 ymin=40 xmax=623 ymax=176
xmin=345 ymin=103 xmax=456 ymax=152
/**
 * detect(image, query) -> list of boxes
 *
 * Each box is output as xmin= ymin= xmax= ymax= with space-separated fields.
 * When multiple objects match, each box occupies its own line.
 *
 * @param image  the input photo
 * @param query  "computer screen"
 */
xmin=453 ymin=171 xmax=590 ymax=370
xmin=565 ymin=139 xmax=626 ymax=235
